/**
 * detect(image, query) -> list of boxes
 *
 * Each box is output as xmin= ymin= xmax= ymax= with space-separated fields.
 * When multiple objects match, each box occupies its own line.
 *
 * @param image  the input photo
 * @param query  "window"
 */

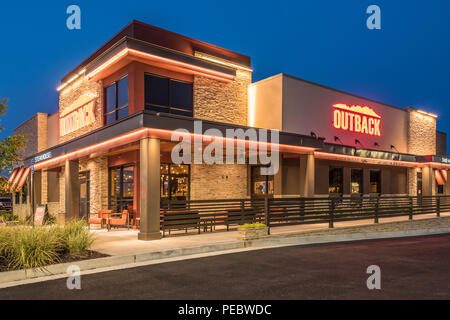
xmin=21 ymin=184 xmax=27 ymax=204
xmin=15 ymin=191 xmax=20 ymax=204
xmin=437 ymin=184 xmax=444 ymax=195
xmin=160 ymin=164 xmax=190 ymax=201
xmin=329 ymin=167 xmax=343 ymax=194
xmin=109 ymin=165 xmax=134 ymax=212
xmin=105 ymin=76 xmax=128 ymax=124
xmin=47 ymin=171 xmax=60 ymax=202
xmin=351 ymin=168 xmax=363 ymax=194
xmin=251 ymin=166 xmax=274 ymax=197
xmin=370 ymin=170 xmax=381 ymax=194
xmin=145 ymin=74 xmax=193 ymax=117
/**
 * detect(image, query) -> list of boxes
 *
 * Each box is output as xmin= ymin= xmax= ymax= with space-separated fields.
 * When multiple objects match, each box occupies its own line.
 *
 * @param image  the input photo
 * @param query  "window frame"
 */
xmin=329 ymin=167 xmax=344 ymax=194
xmin=144 ymin=73 xmax=193 ymax=117
xmin=108 ymin=164 xmax=135 ymax=213
xmin=350 ymin=168 xmax=364 ymax=194
xmin=104 ymin=75 xmax=129 ymax=124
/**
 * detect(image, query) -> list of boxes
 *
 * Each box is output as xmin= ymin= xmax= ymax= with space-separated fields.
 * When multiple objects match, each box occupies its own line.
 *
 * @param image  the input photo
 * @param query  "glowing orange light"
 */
xmin=86 ymin=47 xmax=235 ymax=83
xmin=34 ymin=127 xmax=316 ymax=170
xmin=332 ymin=103 xmax=381 ymax=136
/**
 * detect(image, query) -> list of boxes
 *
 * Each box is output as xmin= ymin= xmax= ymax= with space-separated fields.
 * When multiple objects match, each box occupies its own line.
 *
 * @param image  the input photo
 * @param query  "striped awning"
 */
xmin=435 ymin=169 xmax=447 ymax=186
xmin=4 ymin=167 xmax=31 ymax=193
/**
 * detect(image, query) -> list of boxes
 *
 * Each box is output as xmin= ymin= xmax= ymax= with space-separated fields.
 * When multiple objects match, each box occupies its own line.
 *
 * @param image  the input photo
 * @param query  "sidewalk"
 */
xmin=91 ymin=212 xmax=450 ymax=256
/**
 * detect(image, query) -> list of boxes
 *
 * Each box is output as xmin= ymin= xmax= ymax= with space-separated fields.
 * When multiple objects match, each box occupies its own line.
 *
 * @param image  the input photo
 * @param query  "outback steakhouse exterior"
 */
xmin=10 ymin=20 xmax=450 ymax=240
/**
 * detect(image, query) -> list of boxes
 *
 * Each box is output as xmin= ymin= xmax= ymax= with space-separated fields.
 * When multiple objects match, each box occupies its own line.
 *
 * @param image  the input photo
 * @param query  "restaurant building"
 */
xmin=10 ymin=20 xmax=450 ymax=240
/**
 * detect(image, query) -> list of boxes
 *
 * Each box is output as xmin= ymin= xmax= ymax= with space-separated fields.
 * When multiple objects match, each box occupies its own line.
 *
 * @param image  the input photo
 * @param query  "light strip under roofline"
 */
xmin=33 ymin=127 xmax=316 ymax=170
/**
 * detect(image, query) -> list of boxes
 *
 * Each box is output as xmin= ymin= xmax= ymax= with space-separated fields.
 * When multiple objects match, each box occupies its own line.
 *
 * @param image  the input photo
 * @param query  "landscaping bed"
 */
xmin=0 ymin=220 xmax=105 ymax=272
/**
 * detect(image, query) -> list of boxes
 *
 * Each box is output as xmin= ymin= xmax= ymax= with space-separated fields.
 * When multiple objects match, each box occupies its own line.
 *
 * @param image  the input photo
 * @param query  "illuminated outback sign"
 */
xmin=332 ymin=103 xmax=381 ymax=136
xmin=60 ymin=94 xmax=96 ymax=136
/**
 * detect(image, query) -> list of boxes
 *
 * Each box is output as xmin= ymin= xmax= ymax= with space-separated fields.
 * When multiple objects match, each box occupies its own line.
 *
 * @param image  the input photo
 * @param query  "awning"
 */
xmin=15 ymin=167 xmax=31 ymax=192
xmin=6 ymin=167 xmax=31 ymax=193
xmin=435 ymin=169 xmax=447 ymax=186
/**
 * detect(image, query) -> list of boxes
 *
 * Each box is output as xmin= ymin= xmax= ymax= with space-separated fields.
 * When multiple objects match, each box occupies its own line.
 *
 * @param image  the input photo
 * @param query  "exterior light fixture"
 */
xmin=310 ymin=131 xmax=317 ymax=138
xmin=417 ymin=110 xmax=438 ymax=118
xmin=390 ymin=145 xmax=399 ymax=153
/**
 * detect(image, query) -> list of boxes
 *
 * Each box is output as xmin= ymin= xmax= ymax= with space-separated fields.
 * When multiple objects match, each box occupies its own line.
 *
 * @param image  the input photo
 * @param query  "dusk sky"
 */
xmin=1 ymin=0 xmax=449 ymax=149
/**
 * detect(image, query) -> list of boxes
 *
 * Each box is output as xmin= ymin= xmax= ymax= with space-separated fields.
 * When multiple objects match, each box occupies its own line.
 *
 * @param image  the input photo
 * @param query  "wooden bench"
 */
xmin=161 ymin=211 xmax=200 ymax=237
xmin=225 ymin=208 xmax=257 ymax=231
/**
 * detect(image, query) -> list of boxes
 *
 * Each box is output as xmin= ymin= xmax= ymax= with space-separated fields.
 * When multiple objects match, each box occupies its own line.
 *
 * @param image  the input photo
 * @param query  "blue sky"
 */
xmin=1 ymin=0 xmax=449 ymax=149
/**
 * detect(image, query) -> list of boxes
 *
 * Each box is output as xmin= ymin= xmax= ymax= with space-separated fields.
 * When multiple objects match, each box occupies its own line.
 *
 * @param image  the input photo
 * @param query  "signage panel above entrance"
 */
xmin=332 ymin=103 xmax=381 ymax=137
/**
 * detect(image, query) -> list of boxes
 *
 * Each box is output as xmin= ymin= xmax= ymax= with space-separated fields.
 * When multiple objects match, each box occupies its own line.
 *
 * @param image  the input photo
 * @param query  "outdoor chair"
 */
xmin=108 ymin=210 xmax=129 ymax=230
xmin=88 ymin=209 xmax=112 ymax=228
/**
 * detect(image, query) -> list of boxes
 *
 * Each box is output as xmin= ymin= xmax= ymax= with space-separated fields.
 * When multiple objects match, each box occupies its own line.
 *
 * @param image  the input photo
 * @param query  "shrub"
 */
xmin=60 ymin=220 xmax=94 ymax=256
xmin=1 ymin=226 xmax=62 ymax=270
xmin=239 ymin=223 xmax=266 ymax=229
xmin=43 ymin=214 xmax=57 ymax=225
xmin=1 ymin=213 xmax=18 ymax=222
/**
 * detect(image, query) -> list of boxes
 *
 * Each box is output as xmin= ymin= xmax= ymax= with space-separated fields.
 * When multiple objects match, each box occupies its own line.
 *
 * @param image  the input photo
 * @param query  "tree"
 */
xmin=0 ymin=98 xmax=26 ymax=192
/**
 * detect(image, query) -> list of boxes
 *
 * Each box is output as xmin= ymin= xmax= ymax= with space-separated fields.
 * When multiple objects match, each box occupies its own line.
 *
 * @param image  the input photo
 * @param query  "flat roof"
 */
xmin=61 ymin=20 xmax=251 ymax=83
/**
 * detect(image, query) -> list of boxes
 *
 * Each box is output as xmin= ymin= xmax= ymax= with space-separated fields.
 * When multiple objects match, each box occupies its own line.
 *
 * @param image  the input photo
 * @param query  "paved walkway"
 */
xmin=91 ymin=212 xmax=450 ymax=256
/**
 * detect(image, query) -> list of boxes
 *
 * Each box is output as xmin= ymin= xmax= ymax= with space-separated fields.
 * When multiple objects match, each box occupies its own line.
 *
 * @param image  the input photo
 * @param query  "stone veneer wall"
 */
xmin=79 ymin=156 xmax=109 ymax=217
xmin=407 ymin=167 xmax=418 ymax=196
xmin=190 ymin=53 xmax=251 ymax=200
xmin=407 ymin=109 xmax=436 ymax=155
xmin=193 ymin=52 xmax=251 ymax=127
xmin=190 ymin=164 xmax=248 ymax=200
xmin=58 ymin=75 xmax=103 ymax=144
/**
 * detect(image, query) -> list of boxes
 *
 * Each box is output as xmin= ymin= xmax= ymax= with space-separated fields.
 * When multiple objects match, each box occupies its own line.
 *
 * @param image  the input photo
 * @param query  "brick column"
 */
xmin=65 ymin=159 xmax=80 ymax=221
xmin=32 ymin=171 xmax=42 ymax=213
xmin=138 ymin=137 xmax=162 ymax=240
xmin=299 ymin=154 xmax=315 ymax=197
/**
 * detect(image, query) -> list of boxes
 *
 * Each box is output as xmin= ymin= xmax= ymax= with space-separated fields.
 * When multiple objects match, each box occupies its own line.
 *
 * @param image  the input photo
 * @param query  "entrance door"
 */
xmin=417 ymin=172 xmax=423 ymax=196
xmin=79 ymin=171 xmax=90 ymax=221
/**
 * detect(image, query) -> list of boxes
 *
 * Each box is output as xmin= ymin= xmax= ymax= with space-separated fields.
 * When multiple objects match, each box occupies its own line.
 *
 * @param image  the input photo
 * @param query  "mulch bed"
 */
xmin=0 ymin=250 xmax=109 ymax=272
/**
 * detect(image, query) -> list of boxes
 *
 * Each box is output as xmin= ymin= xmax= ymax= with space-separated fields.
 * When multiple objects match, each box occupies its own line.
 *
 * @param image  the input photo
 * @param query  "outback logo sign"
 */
xmin=60 ymin=94 xmax=96 ymax=136
xmin=332 ymin=103 xmax=381 ymax=136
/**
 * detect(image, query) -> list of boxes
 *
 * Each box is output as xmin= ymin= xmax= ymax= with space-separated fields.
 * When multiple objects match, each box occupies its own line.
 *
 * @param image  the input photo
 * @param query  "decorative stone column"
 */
xmin=299 ymin=153 xmax=315 ymax=197
xmin=65 ymin=159 xmax=80 ymax=221
xmin=138 ymin=137 xmax=162 ymax=241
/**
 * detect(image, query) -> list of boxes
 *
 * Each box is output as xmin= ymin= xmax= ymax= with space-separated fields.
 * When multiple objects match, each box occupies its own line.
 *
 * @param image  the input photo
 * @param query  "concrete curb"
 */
xmin=1 ymin=227 xmax=450 ymax=285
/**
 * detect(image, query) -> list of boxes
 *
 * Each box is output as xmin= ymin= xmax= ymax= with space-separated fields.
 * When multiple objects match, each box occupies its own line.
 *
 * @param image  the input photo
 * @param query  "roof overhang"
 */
xmin=83 ymin=37 xmax=236 ymax=83
xmin=26 ymin=111 xmax=322 ymax=170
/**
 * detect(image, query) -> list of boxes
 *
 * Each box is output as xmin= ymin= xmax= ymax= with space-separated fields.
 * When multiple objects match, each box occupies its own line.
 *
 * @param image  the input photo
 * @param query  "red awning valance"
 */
xmin=15 ymin=167 xmax=31 ymax=192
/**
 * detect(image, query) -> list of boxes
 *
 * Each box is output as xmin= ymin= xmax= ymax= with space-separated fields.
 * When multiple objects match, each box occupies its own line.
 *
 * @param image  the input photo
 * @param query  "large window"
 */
xmin=160 ymin=164 xmax=190 ymax=201
xmin=109 ymin=165 xmax=134 ymax=212
xmin=351 ymin=168 xmax=363 ymax=194
xmin=251 ymin=166 xmax=274 ymax=197
xmin=329 ymin=167 xmax=343 ymax=194
xmin=370 ymin=170 xmax=381 ymax=194
xmin=105 ymin=76 xmax=128 ymax=124
xmin=145 ymin=74 xmax=193 ymax=117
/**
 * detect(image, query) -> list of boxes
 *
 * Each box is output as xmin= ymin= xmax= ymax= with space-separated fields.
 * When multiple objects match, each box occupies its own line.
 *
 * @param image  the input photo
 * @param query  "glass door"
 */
xmin=79 ymin=171 xmax=90 ymax=221
xmin=109 ymin=165 xmax=135 ymax=213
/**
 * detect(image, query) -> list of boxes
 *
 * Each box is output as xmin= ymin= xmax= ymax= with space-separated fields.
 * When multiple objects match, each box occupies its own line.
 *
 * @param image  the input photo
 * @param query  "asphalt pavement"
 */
xmin=1 ymin=234 xmax=450 ymax=299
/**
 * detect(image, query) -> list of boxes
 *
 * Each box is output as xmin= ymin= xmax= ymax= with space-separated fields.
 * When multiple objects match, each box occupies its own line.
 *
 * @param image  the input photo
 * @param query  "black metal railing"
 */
xmin=159 ymin=195 xmax=450 ymax=236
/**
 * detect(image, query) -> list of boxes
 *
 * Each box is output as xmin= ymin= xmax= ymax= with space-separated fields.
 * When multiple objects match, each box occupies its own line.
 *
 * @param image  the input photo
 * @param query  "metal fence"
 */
xmin=159 ymin=195 xmax=450 ymax=236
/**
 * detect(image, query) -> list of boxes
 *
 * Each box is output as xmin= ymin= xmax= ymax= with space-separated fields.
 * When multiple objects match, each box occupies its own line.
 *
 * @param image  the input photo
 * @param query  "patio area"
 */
xmin=91 ymin=212 xmax=450 ymax=256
